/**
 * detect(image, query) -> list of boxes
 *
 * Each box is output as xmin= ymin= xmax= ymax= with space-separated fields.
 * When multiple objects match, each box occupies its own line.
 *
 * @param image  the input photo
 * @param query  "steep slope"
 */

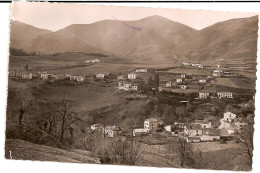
xmin=174 ymin=16 xmax=258 ymax=65
xmin=10 ymin=20 xmax=52 ymax=49
xmin=24 ymin=15 xmax=197 ymax=59
xmin=5 ymin=139 xmax=100 ymax=163
xmin=24 ymin=33 xmax=108 ymax=55
xmin=12 ymin=15 xmax=258 ymax=65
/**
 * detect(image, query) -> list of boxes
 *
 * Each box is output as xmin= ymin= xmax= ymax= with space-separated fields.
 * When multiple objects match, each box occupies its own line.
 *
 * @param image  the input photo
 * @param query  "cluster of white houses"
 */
xmin=89 ymin=111 xmax=248 ymax=143
xmin=9 ymin=70 xmax=35 ymax=79
xmin=85 ymin=58 xmax=101 ymax=64
xmin=213 ymin=69 xmax=238 ymax=77
xmin=9 ymin=69 xmax=109 ymax=83
xmin=158 ymin=62 xmax=251 ymax=100
xmin=182 ymin=62 xmax=204 ymax=69
xmin=9 ymin=59 xmax=104 ymax=82
xmin=136 ymin=111 xmax=247 ymax=143
xmin=90 ymin=123 xmax=123 ymax=138
xmin=117 ymin=68 xmax=147 ymax=91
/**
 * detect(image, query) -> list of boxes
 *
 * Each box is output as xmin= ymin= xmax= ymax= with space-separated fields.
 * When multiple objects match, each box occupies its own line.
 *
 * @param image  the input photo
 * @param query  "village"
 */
xmin=8 ymin=58 xmax=255 ymax=145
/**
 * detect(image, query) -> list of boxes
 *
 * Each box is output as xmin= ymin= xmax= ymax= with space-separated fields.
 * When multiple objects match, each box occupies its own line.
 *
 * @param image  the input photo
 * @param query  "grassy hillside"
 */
xmin=10 ymin=21 xmax=52 ymax=50
xmin=5 ymin=139 xmax=100 ymax=163
xmin=10 ymin=16 xmax=258 ymax=66
xmin=174 ymin=16 xmax=258 ymax=66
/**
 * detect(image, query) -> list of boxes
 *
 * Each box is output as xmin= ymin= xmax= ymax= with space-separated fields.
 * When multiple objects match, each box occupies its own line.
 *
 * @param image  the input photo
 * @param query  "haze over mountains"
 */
xmin=10 ymin=15 xmax=258 ymax=64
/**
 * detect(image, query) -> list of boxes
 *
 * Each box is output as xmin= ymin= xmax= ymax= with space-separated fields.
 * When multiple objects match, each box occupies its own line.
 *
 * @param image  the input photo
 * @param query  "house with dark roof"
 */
xmin=199 ymin=87 xmax=217 ymax=99
xmin=104 ymin=126 xmax=123 ymax=138
xmin=185 ymin=124 xmax=203 ymax=137
xmin=200 ymin=128 xmax=220 ymax=141
xmin=118 ymin=81 xmax=138 ymax=91
xmin=91 ymin=123 xmax=104 ymax=132
xmin=144 ymin=117 xmax=163 ymax=133
xmin=193 ymin=119 xmax=212 ymax=129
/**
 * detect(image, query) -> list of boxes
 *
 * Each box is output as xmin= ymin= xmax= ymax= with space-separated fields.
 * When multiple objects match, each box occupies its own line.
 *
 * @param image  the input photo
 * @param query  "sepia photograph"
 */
xmin=4 ymin=2 xmax=258 ymax=172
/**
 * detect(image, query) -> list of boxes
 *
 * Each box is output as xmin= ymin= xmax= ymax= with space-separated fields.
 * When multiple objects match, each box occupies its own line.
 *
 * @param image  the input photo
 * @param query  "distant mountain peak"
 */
xmin=138 ymin=15 xmax=173 ymax=22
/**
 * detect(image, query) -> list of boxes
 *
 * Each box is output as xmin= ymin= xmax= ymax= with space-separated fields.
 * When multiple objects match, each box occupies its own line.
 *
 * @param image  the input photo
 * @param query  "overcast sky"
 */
xmin=11 ymin=2 xmax=257 ymax=32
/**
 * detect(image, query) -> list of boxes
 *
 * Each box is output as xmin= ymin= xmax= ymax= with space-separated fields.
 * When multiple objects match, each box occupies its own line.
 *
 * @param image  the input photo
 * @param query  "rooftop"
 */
xmin=105 ymin=126 xmax=121 ymax=131
xmin=204 ymin=128 xmax=221 ymax=136
xmin=194 ymin=119 xmax=210 ymax=124
xmin=187 ymin=124 xmax=202 ymax=130
xmin=145 ymin=117 xmax=163 ymax=123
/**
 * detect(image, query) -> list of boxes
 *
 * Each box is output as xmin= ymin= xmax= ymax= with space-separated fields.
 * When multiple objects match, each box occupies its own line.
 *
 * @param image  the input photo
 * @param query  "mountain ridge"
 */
xmin=10 ymin=15 xmax=258 ymax=65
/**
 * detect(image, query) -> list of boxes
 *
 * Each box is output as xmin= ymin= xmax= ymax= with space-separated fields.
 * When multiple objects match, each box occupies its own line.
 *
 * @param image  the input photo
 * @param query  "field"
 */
xmin=49 ymin=63 xmax=134 ymax=76
xmin=27 ymin=80 xmax=124 ymax=113
xmin=136 ymin=138 xmax=248 ymax=170
xmin=216 ymin=77 xmax=255 ymax=90
xmin=191 ymin=141 xmax=250 ymax=171
xmin=157 ymin=68 xmax=211 ymax=76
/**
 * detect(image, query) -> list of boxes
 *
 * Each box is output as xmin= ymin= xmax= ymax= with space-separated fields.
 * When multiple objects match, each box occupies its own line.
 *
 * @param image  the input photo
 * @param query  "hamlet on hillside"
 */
xmin=5 ymin=2 xmax=257 ymax=172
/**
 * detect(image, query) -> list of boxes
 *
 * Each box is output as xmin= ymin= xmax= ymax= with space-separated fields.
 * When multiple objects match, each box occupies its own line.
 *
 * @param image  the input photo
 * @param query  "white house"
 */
xmin=118 ymin=82 xmax=138 ymax=91
xmin=77 ymin=76 xmax=85 ymax=82
xmin=199 ymin=92 xmax=210 ymax=99
xmin=165 ymin=81 xmax=173 ymax=87
xmin=174 ymin=122 xmax=186 ymax=130
xmin=21 ymin=72 xmax=33 ymax=79
xmin=185 ymin=124 xmax=203 ymax=137
xmin=128 ymin=73 xmax=136 ymax=80
xmin=176 ymin=78 xmax=183 ymax=83
xmin=224 ymin=112 xmax=237 ymax=122
xmin=70 ymin=75 xmax=77 ymax=81
xmin=96 ymin=73 xmax=105 ymax=79
xmin=199 ymin=79 xmax=206 ymax=84
xmin=200 ymin=128 xmax=220 ymax=141
xmin=53 ymin=74 xmax=66 ymax=80
xmin=199 ymin=87 xmax=217 ymax=99
xmin=164 ymin=125 xmax=172 ymax=132
xmin=214 ymin=69 xmax=223 ymax=73
xmin=133 ymin=128 xmax=148 ymax=136
xmin=217 ymin=92 xmax=233 ymax=98
xmin=104 ymin=126 xmax=122 ymax=138
xmin=213 ymin=69 xmax=222 ymax=77
xmin=182 ymin=62 xmax=190 ymax=66
xmin=213 ymin=72 xmax=222 ymax=77
xmin=192 ymin=64 xmax=203 ymax=69
xmin=200 ymin=135 xmax=220 ymax=142
xmin=9 ymin=70 xmax=16 ymax=77
xmin=135 ymin=68 xmax=148 ymax=73
xmin=144 ymin=118 xmax=163 ymax=133
xmin=41 ymin=72 xmax=53 ymax=80
xmin=180 ymin=73 xmax=186 ymax=78
xmin=91 ymin=123 xmax=104 ymax=132
xmin=86 ymin=59 xmax=101 ymax=64
xmin=193 ymin=120 xmax=212 ymax=128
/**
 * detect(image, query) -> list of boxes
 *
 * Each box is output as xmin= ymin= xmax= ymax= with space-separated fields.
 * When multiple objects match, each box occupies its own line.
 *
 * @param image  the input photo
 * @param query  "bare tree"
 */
xmin=192 ymin=146 xmax=218 ymax=169
xmin=7 ymin=88 xmax=33 ymax=125
xmin=36 ymin=102 xmax=56 ymax=133
xmin=236 ymin=117 xmax=254 ymax=166
xmin=177 ymin=137 xmax=194 ymax=168
xmin=50 ymin=99 xmax=79 ymax=142
xmin=126 ymin=137 xmax=147 ymax=165
xmin=107 ymin=137 xmax=147 ymax=165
